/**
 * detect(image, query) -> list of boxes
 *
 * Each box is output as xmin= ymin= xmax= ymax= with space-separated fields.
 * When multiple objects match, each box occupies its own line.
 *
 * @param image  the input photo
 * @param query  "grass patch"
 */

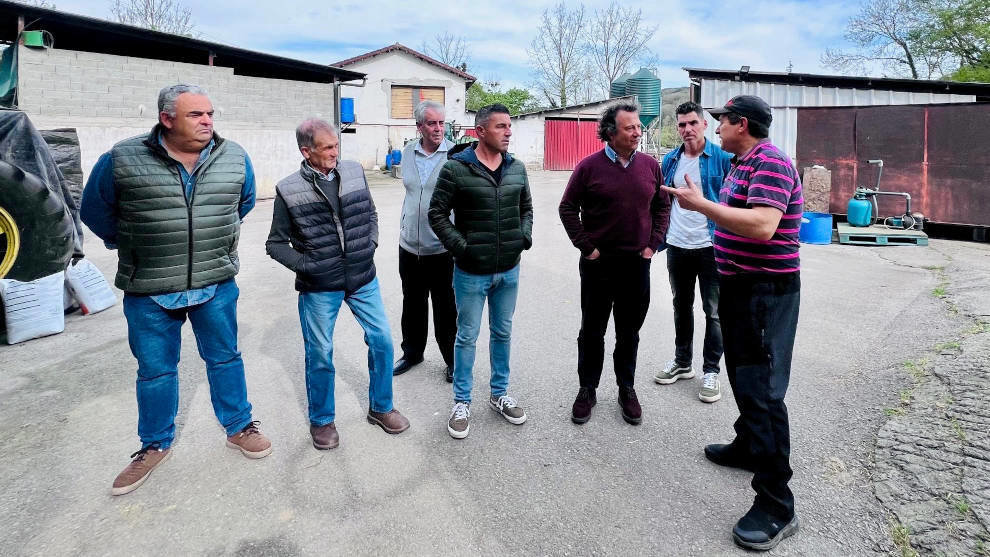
xmin=950 ymin=417 xmax=967 ymax=441
xmin=967 ymin=321 xmax=989 ymax=335
xmin=977 ymin=540 xmax=988 ymax=556
xmin=903 ymin=358 xmax=929 ymax=381
xmin=933 ymin=285 xmax=947 ymax=298
xmin=899 ymin=389 xmax=912 ymax=404
xmin=936 ymin=340 xmax=961 ymax=351
xmin=954 ymin=495 xmax=971 ymax=516
xmin=923 ymin=265 xmax=945 ymax=271
xmin=891 ymin=520 xmax=919 ymax=557
xmin=885 ymin=407 xmax=906 ymax=417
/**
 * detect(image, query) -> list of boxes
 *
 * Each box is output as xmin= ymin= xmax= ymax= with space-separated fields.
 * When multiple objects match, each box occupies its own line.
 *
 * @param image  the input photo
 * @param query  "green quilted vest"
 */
xmin=111 ymin=128 xmax=246 ymax=294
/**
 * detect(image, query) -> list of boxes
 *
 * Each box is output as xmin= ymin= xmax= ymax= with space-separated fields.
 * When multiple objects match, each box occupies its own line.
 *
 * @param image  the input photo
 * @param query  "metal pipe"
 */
xmin=865 ymin=190 xmax=912 ymax=214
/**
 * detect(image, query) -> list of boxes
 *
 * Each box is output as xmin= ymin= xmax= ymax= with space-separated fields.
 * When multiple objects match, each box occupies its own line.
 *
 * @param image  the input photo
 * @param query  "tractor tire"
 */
xmin=0 ymin=159 xmax=74 ymax=281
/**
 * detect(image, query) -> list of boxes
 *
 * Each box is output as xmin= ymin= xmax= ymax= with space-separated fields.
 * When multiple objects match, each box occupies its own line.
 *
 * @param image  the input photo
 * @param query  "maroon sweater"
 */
xmin=558 ymin=150 xmax=671 ymax=257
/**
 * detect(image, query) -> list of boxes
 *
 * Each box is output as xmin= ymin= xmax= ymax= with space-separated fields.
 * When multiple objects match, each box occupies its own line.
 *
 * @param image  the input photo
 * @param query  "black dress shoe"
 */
xmin=393 ymin=356 xmax=424 ymax=376
xmin=444 ymin=365 xmax=453 ymax=383
xmin=704 ymin=442 xmax=757 ymax=472
xmin=732 ymin=506 xmax=799 ymax=551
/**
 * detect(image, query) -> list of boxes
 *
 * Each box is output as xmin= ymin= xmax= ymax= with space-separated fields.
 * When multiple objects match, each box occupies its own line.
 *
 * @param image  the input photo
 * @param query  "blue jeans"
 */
xmin=451 ymin=264 xmax=520 ymax=404
xmin=123 ymin=279 xmax=253 ymax=450
xmin=297 ymin=277 xmax=394 ymax=426
xmin=666 ymin=245 xmax=723 ymax=375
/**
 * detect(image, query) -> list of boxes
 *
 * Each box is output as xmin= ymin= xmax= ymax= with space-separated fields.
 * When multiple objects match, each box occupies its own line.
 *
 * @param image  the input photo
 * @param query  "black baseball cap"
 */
xmin=708 ymin=95 xmax=772 ymax=128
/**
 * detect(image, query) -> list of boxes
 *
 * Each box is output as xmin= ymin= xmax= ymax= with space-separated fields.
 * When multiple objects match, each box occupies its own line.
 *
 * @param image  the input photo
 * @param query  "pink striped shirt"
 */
xmin=714 ymin=140 xmax=803 ymax=275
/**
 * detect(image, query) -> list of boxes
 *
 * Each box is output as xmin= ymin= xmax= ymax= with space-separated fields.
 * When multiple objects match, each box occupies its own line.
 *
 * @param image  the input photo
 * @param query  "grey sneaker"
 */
xmin=448 ymin=402 xmax=470 ymax=439
xmin=699 ymin=372 xmax=722 ymax=403
xmin=655 ymin=360 xmax=695 ymax=384
xmin=489 ymin=394 xmax=527 ymax=425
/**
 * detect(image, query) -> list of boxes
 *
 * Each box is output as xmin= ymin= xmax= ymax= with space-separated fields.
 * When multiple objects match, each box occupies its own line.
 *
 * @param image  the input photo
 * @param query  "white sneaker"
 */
xmin=699 ymin=372 xmax=722 ymax=403
xmin=655 ymin=359 xmax=695 ymax=384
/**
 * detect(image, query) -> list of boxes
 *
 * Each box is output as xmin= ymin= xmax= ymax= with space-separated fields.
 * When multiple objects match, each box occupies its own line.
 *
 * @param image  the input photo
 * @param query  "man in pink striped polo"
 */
xmin=661 ymin=94 xmax=802 ymax=552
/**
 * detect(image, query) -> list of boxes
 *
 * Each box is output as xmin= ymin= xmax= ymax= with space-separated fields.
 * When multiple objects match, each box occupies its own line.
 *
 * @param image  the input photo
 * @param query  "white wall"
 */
xmin=508 ymin=114 xmax=545 ymax=170
xmin=17 ymin=45 xmax=338 ymax=198
xmin=338 ymin=51 xmax=471 ymax=168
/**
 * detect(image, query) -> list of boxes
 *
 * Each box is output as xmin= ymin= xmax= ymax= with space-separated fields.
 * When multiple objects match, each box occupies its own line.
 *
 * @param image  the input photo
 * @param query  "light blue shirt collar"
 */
xmin=604 ymin=142 xmax=636 ymax=167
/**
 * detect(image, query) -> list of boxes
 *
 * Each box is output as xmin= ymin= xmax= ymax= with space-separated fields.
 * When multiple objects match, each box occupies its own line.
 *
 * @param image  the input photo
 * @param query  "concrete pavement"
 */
xmin=1 ymin=169 xmax=986 ymax=556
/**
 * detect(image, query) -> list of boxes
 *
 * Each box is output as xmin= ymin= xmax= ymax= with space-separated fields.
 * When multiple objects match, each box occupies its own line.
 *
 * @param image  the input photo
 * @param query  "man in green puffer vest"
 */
xmin=81 ymin=84 xmax=272 ymax=497
xmin=428 ymin=104 xmax=534 ymax=440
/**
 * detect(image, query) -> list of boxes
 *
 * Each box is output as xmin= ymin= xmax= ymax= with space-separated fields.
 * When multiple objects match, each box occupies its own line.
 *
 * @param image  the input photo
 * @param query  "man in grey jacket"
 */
xmin=266 ymin=118 xmax=409 ymax=451
xmin=393 ymin=101 xmax=457 ymax=383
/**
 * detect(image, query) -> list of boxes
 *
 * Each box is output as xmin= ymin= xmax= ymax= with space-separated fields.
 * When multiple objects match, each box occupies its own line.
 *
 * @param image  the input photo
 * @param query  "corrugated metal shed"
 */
xmin=687 ymin=68 xmax=984 ymax=160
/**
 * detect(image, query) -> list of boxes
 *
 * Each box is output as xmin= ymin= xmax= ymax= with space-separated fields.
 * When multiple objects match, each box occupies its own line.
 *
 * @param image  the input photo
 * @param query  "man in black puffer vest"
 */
xmin=267 ymin=118 xmax=409 ymax=450
xmin=81 ymin=84 xmax=271 ymax=497
xmin=428 ymin=104 xmax=534 ymax=440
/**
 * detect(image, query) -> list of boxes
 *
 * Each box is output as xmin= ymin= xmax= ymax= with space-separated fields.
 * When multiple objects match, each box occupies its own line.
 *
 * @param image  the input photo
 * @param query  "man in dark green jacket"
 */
xmin=81 ymin=84 xmax=271 ymax=497
xmin=428 ymin=104 xmax=533 ymax=440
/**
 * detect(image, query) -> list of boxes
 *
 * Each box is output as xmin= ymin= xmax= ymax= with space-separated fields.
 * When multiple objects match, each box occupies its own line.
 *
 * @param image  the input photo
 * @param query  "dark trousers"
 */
xmin=398 ymin=247 xmax=456 ymax=366
xmin=666 ymin=245 xmax=723 ymax=374
xmin=576 ymin=254 xmax=651 ymax=389
xmin=720 ymin=272 xmax=800 ymax=520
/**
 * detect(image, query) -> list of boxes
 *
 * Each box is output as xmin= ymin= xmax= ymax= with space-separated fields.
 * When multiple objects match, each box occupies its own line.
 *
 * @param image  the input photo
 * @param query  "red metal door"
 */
xmin=544 ymin=119 xmax=603 ymax=170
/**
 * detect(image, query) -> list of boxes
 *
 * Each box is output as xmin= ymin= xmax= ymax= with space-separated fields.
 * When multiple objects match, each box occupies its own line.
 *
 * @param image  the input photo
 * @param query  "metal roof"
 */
xmin=333 ymin=43 xmax=475 ymax=85
xmin=684 ymin=67 xmax=990 ymax=100
xmin=0 ymin=0 xmax=365 ymax=84
xmin=465 ymin=96 xmax=638 ymax=118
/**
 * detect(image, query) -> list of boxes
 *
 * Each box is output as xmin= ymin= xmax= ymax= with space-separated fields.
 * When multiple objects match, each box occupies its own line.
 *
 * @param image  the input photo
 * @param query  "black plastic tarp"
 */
xmin=0 ymin=110 xmax=83 ymax=258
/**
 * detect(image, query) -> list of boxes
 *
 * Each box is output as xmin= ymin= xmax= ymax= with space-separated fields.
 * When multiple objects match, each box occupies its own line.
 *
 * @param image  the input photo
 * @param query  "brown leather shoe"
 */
xmin=111 ymin=445 xmax=172 ymax=496
xmin=366 ymin=409 xmax=410 ymax=434
xmin=226 ymin=421 xmax=273 ymax=459
xmin=310 ymin=422 xmax=339 ymax=450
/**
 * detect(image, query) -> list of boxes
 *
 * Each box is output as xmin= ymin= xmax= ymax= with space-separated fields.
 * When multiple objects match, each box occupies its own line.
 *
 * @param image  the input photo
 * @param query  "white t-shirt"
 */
xmin=665 ymin=154 xmax=712 ymax=249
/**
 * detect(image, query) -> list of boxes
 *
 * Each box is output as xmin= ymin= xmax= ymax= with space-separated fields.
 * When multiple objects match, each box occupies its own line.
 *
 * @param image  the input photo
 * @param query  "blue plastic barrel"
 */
xmin=340 ymin=98 xmax=355 ymax=124
xmin=391 ymin=149 xmax=402 ymax=166
xmin=799 ymin=212 xmax=833 ymax=244
xmin=384 ymin=152 xmax=391 ymax=169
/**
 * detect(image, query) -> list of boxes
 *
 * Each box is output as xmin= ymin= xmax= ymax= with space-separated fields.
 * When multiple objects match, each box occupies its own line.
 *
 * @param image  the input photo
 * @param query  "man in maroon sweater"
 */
xmin=558 ymin=102 xmax=671 ymax=425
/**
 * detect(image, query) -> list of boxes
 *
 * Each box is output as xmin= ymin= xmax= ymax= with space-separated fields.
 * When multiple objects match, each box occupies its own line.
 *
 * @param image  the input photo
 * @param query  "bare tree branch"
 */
xmin=421 ymin=32 xmax=469 ymax=71
xmin=527 ymin=2 xmax=586 ymax=108
xmin=585 ymin=2 xmax=658 ymax=97
xmin=110 ymin=0 xmax=195 ymax=36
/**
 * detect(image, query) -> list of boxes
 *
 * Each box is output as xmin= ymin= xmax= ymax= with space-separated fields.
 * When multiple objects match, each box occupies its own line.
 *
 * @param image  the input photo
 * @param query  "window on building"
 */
xmin=390 ymin=86 xmax=444 ymax=119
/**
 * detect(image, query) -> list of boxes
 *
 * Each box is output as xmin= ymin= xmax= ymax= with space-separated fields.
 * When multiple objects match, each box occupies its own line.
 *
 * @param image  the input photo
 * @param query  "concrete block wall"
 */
xmin=16 ymin=46 xmax=338 ymax=197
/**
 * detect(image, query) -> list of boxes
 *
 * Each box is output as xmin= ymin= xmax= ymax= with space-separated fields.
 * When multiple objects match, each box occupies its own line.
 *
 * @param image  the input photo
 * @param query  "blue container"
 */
xmin=390 ymin=149 xmax=401 ymax=166
xmin=340 ymin=98 xmax=355 ymax=124
xmin=799 ymin=212 xmax=833 ymax=245
xmin=847 ymin=194 xmax=873 ymax=226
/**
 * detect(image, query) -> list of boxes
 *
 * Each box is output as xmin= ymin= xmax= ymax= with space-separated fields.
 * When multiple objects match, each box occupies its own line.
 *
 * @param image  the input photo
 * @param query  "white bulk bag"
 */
xmin=0 ymin=271 xmax=65 ymax=344
xmin=64 ymin=259 xmax=116 ymax=315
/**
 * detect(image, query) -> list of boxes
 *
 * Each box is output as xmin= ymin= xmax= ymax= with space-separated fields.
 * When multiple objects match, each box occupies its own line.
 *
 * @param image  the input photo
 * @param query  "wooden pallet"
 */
xmin=836 ymin=223 xmax=929 ymax=246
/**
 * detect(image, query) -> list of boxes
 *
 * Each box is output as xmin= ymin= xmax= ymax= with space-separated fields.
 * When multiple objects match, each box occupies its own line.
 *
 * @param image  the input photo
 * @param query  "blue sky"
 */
xmin=49 ymin=0 xmax=864 ymax=90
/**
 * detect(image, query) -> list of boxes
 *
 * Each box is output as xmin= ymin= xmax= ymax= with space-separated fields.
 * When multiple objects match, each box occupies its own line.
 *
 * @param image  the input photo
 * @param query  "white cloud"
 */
xmin=46 ymin=0 xmax=863 ymax=90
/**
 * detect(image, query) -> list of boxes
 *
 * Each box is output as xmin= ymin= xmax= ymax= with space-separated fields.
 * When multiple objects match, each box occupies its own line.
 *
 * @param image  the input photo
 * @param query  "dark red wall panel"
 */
xmin=544 ymin=119 xmax=602 ymax=171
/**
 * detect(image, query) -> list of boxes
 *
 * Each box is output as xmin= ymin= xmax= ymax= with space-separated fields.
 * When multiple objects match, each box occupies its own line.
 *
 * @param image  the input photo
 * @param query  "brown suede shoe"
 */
xmin=111 ymin=445 xmax=172 ymax=496
xmin=366 ymin=409 xmax=410 ymax=434
xmin=619 ymin=387 xmax=642 ymax=425
xmin=310 ymin=422 xmax=339 ymax=450
xmin=226 ymin=421 xmax=273 ymax=459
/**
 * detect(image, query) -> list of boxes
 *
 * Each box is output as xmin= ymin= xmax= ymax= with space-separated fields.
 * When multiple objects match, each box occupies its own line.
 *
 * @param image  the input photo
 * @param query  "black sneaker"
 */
xmin=444 ymin=365 xmax=453 ymax=383
xmin=732 ymin=506 xmax=799 ymax=551
xmin=704 ymin=442 xmax=756 ymax=473
xmin=618 ymin=387 xmax=642 ymax=425
xmin=571 ymin=387 xmax=596 ymax=424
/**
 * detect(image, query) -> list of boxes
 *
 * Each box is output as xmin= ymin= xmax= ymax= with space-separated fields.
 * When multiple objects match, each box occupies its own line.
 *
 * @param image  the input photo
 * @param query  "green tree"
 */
xmin=824 ymin=0 xmax=990 ymax=81
xmin=465 ymin=83 xmax=541 ymax=115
